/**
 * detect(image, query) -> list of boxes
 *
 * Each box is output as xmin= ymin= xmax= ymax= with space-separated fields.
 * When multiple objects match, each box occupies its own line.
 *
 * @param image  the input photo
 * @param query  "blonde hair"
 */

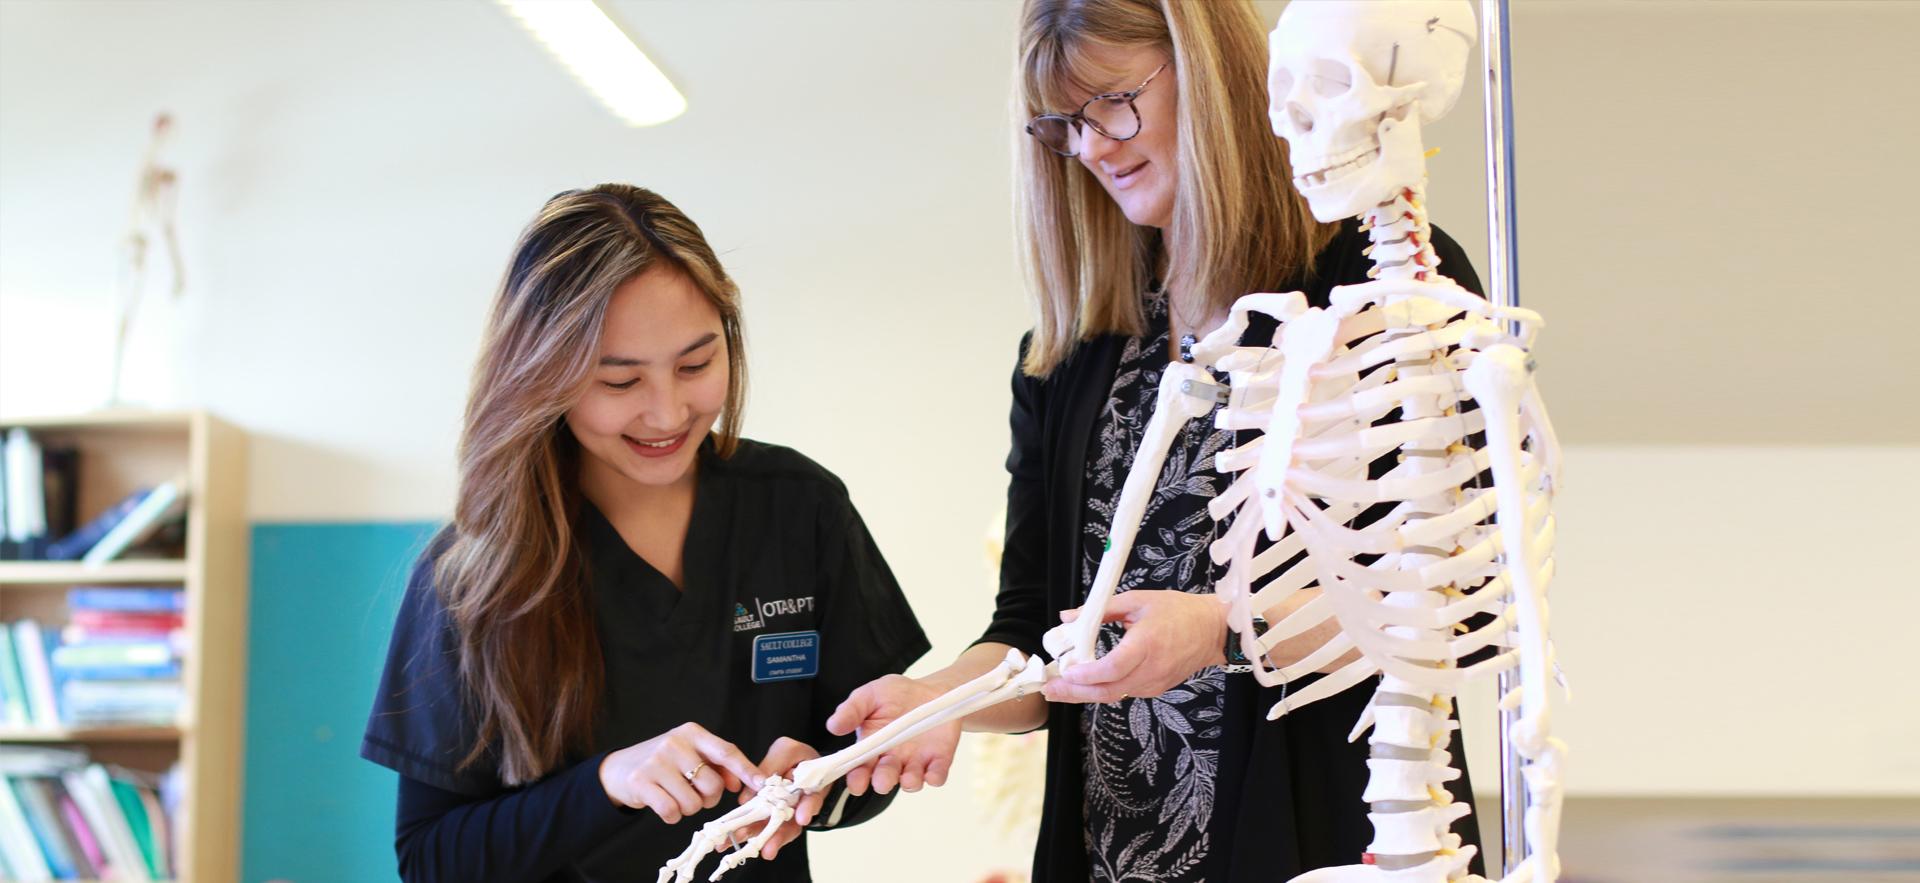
xmin=1016 ymin=0 xmax=1334 ymax=376
xmin=435 ymin=184 xmax=748 ymax=785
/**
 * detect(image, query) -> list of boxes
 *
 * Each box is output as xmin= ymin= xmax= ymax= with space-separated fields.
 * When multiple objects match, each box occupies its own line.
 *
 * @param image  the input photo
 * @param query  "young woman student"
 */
xmin=362 ymin=184 xmax=929 ymax=882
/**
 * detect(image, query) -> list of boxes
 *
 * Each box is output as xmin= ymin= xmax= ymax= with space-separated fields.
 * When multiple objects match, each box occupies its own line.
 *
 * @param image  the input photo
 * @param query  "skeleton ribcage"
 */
xmin=1205 ymin=287 xmax=1559 ymax=725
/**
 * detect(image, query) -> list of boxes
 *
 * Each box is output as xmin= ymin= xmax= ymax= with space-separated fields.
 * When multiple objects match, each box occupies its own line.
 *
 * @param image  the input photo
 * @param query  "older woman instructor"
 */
xmin=828 ymin=1 xmax=1486 ymax=881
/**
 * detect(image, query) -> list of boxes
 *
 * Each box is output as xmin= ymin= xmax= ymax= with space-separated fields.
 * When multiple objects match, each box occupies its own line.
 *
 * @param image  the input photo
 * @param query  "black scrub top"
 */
xmin=362 ymin=438 xmax=932 ymax=883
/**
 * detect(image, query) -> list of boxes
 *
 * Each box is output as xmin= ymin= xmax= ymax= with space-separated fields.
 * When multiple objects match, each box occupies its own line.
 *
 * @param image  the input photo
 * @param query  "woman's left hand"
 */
xmin=1040 ymin=590 xmax=1227 ymax=704
xmin=738 ymin=737 xmax=828 ymax=859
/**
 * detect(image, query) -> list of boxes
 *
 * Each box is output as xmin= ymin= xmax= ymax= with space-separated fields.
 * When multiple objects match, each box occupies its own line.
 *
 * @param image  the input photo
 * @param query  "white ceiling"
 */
xmin=3 ymin=0 xmax=1916 ymax=450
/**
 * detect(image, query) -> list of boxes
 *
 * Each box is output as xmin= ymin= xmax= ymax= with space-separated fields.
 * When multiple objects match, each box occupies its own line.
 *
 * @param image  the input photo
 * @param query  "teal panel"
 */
xmin=241 ymin=521 xmax=440 ymax=883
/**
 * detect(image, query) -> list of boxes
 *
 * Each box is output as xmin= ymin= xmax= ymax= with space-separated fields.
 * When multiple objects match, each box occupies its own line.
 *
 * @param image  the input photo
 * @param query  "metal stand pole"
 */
xmin=1480 ymin=0 xmax=1529 ymax=876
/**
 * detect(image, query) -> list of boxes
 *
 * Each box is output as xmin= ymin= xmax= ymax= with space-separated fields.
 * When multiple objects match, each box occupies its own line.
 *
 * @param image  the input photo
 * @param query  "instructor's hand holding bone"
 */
xmin=825 ymin=674 xmax=959 ymax=796
xmin=599 ymin=722 xmax=765 ymax=823
xmin=1040 ymin=590 xmax=1227 ymax=704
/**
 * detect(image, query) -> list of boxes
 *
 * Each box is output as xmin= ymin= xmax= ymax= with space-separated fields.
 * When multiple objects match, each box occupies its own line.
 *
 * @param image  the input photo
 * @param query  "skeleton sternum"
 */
xmin=1357 ymin=183 xmax=1472 ymax=877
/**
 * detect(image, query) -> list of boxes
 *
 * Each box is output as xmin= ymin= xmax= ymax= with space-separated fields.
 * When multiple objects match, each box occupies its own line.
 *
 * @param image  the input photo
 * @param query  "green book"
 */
xmin=0 ymin=629 xmax=30 ymax=727
xmin=107 ymin=775 xmax=161 ymax=879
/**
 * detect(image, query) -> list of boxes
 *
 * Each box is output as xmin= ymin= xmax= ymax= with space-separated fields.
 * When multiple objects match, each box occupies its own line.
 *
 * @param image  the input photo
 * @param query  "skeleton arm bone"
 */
xmin=659 ymin=652 xmax=1053 ymax=883
xmin=1462 ymin=345 xmax=1556 ymax=754
xmin=797 ymin=652 xmax=1040 ymax=789
xmin=1052 ymin=361 xmax=1225 ymax=666
xmin=1450 ymin=342 xmax=1568 ymax=883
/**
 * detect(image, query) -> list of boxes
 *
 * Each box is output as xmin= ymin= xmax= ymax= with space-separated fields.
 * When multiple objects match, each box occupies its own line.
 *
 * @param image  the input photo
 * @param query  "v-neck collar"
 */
xmin=579 ymin=442 xmax=722 ymax=639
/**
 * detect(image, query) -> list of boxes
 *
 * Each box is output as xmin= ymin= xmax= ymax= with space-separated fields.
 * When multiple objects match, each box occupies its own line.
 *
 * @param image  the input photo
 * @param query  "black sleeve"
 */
xmin=975 ymin=332 xmax=1052 ymax=657
xmin=393 ymin=755 xmax=639 ymax=883
xmin=811 ymin=489 xmax=931 ymax=709
xmin=362 ymin=541 xmax=501 ymax=795
xmin=806 ymin=486 xmax=931 ymax=830
xmin=368 ymin=545 xmax=641 ymax=881
xmin=1427 ymin=224 xmax=1485 ymax=296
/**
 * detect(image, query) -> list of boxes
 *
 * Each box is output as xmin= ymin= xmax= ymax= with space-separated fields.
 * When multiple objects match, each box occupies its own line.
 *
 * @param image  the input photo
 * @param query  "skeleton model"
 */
xmin=1210 ymin=2 xmax=1567 ymax=880
xmin=660 ymin=3 xmax=1565 ymax=881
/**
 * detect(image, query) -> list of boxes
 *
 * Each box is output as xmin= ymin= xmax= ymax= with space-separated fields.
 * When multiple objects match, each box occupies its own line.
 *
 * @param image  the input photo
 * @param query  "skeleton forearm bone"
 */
xmin=657 ymin=651 xmax=1051 ymax=883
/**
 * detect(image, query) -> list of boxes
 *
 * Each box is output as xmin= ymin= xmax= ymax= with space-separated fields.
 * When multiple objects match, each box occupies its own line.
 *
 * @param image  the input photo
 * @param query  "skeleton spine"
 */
xmin=1357 ymin=180 xmax=1474 ymax=878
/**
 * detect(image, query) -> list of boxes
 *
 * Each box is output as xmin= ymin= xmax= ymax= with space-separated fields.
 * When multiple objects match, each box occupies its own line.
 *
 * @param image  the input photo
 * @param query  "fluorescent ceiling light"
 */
xmin=500 ymin=0 xmax=686 ymax=127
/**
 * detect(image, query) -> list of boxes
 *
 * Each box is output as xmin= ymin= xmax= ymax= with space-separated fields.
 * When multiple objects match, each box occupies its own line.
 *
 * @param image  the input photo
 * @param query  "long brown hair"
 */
xmin=436 ymin=184 xmax=748 ymax=785
xmin=1016 ymin=0 xmax=1335 ymax=376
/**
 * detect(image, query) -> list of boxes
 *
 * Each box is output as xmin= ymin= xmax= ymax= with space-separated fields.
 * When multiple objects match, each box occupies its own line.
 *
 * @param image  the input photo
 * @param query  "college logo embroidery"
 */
xmin=732 ymin=596 xmax=815 ymax=633
xmin=732 ymin=602 xmax=765 ymax=633
xmin=757 ymin=595 xmax=815 ymax=618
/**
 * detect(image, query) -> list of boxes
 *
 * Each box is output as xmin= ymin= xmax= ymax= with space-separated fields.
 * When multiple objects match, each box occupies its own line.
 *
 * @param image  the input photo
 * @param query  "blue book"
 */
xmin=55 ymin=662 xmax=182 ymax=681
xmin=44 ymin=488 xmax=152 ymax=562
xmin=9 ymin=777 xmax=76 ymax=879
xmin=0 ymin=629 xmax=29 ymax=728
xmin=67 ymin=588 xmax=185 ymax=615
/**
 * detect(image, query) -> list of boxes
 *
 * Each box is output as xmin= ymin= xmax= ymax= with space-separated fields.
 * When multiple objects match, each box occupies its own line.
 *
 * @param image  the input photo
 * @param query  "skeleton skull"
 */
xmin=1269 ymin=0 xmax=1477 ymax=221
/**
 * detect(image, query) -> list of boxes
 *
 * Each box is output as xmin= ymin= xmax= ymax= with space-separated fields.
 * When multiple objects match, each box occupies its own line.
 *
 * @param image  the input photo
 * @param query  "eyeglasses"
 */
xmin=1025 ymin=62 xmax=1168 ymax=158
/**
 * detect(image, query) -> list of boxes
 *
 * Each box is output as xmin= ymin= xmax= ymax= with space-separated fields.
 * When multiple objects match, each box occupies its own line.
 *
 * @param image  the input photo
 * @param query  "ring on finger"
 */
xmin=684 ymin=762 xmax=710 ymax=782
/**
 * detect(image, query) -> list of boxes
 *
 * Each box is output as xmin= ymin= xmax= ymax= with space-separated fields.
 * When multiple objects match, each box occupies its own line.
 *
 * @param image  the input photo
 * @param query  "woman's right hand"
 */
xmin=825 ymin=674 xmax=959 ymax=796
xmin=599 ymin=722 xmax=766 ymax=823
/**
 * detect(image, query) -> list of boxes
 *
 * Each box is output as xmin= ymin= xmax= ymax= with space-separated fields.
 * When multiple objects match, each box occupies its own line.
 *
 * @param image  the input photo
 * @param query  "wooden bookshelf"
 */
xmin=0 ymin=559 xmax=191 ymax=585
xmin=0 ymin=725 xmax=183 ymax=743
xmin=0 ymin=409 xmax=247 ymax=883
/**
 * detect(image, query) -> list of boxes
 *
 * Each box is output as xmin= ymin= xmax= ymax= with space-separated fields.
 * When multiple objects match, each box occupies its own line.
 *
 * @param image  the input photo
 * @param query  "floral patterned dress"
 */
xmin=1079 ymin=292 xmax=1233 ymax=883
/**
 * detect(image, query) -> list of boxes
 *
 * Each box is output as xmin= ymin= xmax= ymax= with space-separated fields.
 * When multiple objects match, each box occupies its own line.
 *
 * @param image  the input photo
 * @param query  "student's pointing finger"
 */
xmin=692 ymin=733 xmax=766 ymax=790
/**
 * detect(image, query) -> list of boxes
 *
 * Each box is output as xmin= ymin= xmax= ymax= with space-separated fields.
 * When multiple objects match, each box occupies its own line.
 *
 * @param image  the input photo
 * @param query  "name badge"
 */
xmin=751 ymin=631 xmax=820 ymax=683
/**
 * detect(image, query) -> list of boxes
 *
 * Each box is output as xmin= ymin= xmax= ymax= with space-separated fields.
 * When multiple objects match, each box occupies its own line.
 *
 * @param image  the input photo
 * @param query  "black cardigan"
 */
xmin=976 ymin=221 xmax=1488 ymax=882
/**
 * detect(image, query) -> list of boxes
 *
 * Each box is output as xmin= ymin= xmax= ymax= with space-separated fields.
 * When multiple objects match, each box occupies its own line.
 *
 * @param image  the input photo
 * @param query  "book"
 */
xmin=57 ymin=661 xmax=181 ymax=682
xmin=0 ymin=439 xmax=8 ymax=559
xmin=55 ymin=637 xmax=179 ymax=683
xmin=65 ymin=767 xmax=148 ymax=882
xmin=32 ymin=777 xmax=95 ymax=880
xmin=61 ymin=626 xmax=188 ymax=653
xmin=3 ymin=428 xmax=48 ymax=561
xmin=107 ymin=774 xmax=161 ymax=879
xmin=60 ymin=681 xmax=182 ymax=726
xmin=0 ymin=629 xmax=32 ymax=728
xmin=81 ymin=477 xmax=185 ymax=566
xmin=59 ymin=769 xmax=116 ymax=880
xmin=67 ymin=610 xmax=185 ymax=634
xmin=11 ymin=622 xmax=61 ymax=728
xmin=0 ymin=775 xmax=51 ymax=881
xmin=10 ymin=777 xmax=76 ymax=879
xmin=43 ymin=487 xmax=151 ymax=562
xmin=38 ymin=446 xmax=78 ymax=542
xmin=0 ymin=747 xmax=86 ymax=776
xmin=67 ymin=588 xmax=185 ymax=616
xmin=52 ymin=641 xmax=174 ymax=670
xmin=135 ymin=783 xmax=168 ymax=879
xmin=57 ymin=789 xmax=105 ymax=879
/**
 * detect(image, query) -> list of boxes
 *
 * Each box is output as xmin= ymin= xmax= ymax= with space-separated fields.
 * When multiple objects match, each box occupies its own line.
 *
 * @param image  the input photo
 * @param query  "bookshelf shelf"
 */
xmin=1 ymin=409 xmax=247 ymax=883
xmin=0 ymin=410 xmax=194 ymax=432
xmin=0 ymin=560 xmax=190 ymax=585
xmin=0 ymin=725 xmax=182 ymax=743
